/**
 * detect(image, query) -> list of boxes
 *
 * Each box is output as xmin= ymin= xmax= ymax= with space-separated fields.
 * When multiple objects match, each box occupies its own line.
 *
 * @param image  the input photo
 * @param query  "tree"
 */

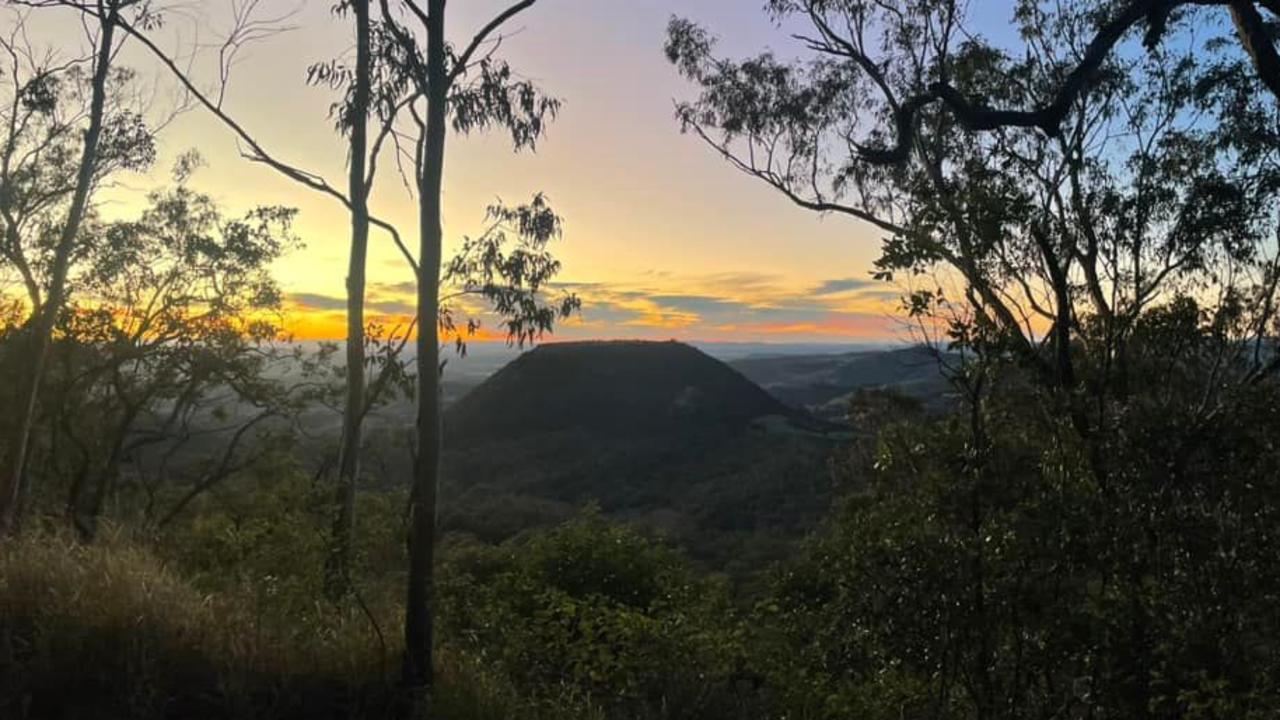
xmin=312 ymin=0 xmax=383 ymax=600
xmin=766 ymin=334 xmax=1280 ymax=718
xmin=438 ymin=512 xmax=754 ymax=720
xmin=668 ymin=0 xmax=1280 ymax=430
xmin=684 ymin=1 xmax=1280 ymax=166
xmin=67 ymin=0 xmax=575 ymax=699
xmin=374 ymin=0 xmax=568 ymax=708
xmin=671 ymin=2 xmax=1280 ymax=715
xmin=80 ymin=0 xmax=416 ymax=596
xmin=0 ymin=1 xmax=155 ymax=535
xmin=21 ymin=176 xmax=303 ymax=539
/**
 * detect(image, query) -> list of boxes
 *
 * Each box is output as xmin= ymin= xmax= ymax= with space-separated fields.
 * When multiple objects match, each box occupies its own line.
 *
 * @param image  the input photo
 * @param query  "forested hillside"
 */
xmin=4 ymin=1 xmax=1280 ymax=719
xmin=439 ymin=341 xmax=839 ymax=571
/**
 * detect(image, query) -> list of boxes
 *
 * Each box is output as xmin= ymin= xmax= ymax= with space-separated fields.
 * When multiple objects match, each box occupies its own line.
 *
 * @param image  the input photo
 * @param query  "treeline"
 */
xmin=4 ymin=1 xmax=1280 ymax=719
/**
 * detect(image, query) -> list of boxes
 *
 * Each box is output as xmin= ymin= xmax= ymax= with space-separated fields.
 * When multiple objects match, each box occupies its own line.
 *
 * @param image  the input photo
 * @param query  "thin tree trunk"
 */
xmin=0 ymin=2 xmax=117 ymax=537
xmin=78 ymin=403 xmax=138 ymax=542
xmin=325 ymin=0 xmax=373 ymax=600
xmin=403 ymin=0 xmax=448 ymax=709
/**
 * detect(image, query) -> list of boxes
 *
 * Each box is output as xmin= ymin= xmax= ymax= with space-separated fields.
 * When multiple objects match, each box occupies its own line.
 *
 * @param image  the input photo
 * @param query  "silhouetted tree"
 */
xmin=0 ymin=2 xmax=155 ymax=536
xmin=668 ymin=0 xmax=1280 ymax=422
xmin=681 ymin=1 xmax=1280 ymax=166
xmin=671 ymin=4 xmax=1280 ymax=715
xmin=15 ymin=171 xmax=303 ymax=539
xmin=105 ymin=1 xmax=412 ymax=597
xmin=375 ymin=0 xmax=569 ymax=709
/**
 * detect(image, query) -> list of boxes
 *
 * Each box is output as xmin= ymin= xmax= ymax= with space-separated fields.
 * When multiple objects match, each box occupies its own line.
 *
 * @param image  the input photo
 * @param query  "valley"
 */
xmin=351 ymin=340 xmax=952 ymax=572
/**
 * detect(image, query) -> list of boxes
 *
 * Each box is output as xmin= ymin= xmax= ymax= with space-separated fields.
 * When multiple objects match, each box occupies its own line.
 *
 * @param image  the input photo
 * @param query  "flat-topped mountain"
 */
xmin=446 ymin=340 xmax=795 ymax=442
xmin=438 ymin=341 xmax=837 ymax=572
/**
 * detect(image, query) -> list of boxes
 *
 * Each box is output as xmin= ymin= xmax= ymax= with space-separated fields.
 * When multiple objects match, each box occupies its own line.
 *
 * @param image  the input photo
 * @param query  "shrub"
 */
xmin=439 ymin=512 xmax=763 ymax=719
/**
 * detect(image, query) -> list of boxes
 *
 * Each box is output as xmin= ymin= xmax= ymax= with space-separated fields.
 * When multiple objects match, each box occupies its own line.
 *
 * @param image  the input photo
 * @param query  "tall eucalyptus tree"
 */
xmin=374 ymin=0 xmax=570 ymax=707
xmin=669 ymin=4 xmax=1280 ymax=713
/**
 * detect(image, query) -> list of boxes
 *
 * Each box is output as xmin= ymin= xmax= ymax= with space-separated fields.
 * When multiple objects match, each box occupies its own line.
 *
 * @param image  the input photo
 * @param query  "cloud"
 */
xmin=285 ymin=269 xmax=908 ymax=343
xmin=854 ymin=289 xmax=902 ymax=303
xmin=292 ymin=292 xmax=414 ymax=317
xmin=369 ymin=300 xmax=416 ymax=314
xmin=718 ymin=312 xmax=900 ymax=339
xmin=371 ymin=281 xmax=417 ymax=295
xmin=696 ymin=272 xmax=787 ymax=300
xmin=809 ymin=277 xmax=878 ymax=295
xmin=290 ymin=292 xmax=346 ymax=311
xmin=556 ymin=276 xmax=895 ymax=339
xmin=648 ymin=294 xmax=741 ymax=315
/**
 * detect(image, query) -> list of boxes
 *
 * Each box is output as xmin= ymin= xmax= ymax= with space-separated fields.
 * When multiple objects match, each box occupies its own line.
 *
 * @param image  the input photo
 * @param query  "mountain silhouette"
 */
xmin=438 ymin=340 xmax=836 ymax=571
xmin=446 ymin=340 xmax=794 ymax=442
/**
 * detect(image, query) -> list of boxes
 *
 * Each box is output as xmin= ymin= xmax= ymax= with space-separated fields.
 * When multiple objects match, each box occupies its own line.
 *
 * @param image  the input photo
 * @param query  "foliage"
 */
xmin=7 ymin=3 xmax=1280 ymax=720
xmin=0 ymin=25 xmax=156 ymax=318
xmin=665 ymin=9 xmax=1280 ymax=717
xmin=442 ymin=194 xmax=581 ymax=352
xmin=762 ymin=345 xmax=1280 ymax=719
xmin=667 ymin=0 xmax=1280 ymax=395
xmin=438 ymin=512 xmax=762 ymax=719
xmin=0 ymin=528 xmax=395 ymax=720
xmin=15 ymin=178 xmax=307 ymax=538
xmin=0 ymin=525 xmax=598 ymax=720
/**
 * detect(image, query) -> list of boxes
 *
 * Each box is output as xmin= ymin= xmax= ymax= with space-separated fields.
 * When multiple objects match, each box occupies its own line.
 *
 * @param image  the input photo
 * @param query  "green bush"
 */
xmin=439 ymin=512 xmax=763 ymax=719
xmin=758 ymin=381 xmax=1280 ymax=720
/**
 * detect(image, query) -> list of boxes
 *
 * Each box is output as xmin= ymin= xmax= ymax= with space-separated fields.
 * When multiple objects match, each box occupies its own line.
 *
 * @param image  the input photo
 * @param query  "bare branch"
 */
xmin=450 ymin=0 xmax=537 ymax=84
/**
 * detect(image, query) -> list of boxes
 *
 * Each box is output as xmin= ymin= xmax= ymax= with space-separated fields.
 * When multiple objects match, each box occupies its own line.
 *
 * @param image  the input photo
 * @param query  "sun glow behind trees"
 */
xmin=2 ymin=1 xmax=920 ymax=344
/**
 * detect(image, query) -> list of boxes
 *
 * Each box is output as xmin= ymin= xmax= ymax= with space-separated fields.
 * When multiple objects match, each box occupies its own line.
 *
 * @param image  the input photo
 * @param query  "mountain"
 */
xmin=730 ymin=345 xmax=956 ymax=420
xmin=437 ymin=341 xmax=840 ymax=572
xmin=446 ymin=340 xmax=796 ymax=442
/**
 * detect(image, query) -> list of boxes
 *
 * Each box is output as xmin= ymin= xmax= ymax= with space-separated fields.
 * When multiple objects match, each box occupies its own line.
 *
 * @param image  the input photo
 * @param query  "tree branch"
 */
xmin=1228 ymin=0 xmax=1280 ymax=100
xmin=861 ymin=0 xmax=1167 ymax=164
xmin=449 ymin=0 xmax=538 ymax=84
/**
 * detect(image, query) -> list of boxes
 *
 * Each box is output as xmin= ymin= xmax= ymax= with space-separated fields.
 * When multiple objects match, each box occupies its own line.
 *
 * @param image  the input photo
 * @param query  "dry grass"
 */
xmin=0 ymin=530 xmax=562 ymax=720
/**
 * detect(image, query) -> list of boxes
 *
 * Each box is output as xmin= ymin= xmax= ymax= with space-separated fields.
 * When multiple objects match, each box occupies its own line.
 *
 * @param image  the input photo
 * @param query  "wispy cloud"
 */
xmin=290 ymin=292 xmax=347 ymax=311
xmin=285 ymin=270 xmax=906 ymax=342
xmin=371 ymin=281 xmax=417 ymax=295
xmin=546 ymin=271 xmax=904 ymax=341
xmin=370 ymin=300 xmax=415 ymax=314
xmin=809 ymin=277 xmax=877 ymax=295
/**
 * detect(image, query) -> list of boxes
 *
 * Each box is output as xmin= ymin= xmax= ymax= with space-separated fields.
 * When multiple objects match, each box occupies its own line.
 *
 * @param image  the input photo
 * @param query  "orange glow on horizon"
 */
xmin=14 ymin=3 xmax=908 ymax=345
xmin=281 ymin=308 xmax=510 ymax=343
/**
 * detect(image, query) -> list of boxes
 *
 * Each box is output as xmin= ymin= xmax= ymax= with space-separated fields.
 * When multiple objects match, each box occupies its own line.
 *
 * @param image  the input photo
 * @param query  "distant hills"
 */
xmin=730 ymin=345 xmax=955 ymax=420
xmin=186 ymin=339 xmax=958 ymax=571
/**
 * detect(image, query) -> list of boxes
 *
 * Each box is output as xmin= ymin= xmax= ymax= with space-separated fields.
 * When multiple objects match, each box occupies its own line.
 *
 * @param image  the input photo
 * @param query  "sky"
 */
xmin=16 ymin=0 xmax=1019 ymax=344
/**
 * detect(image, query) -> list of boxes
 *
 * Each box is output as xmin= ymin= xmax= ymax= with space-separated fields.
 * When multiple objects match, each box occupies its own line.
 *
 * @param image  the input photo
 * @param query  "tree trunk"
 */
xmin=0 ymin=3 xmax=117 ymax=537
xmin=325 ymin=0 xmax=373 ymax=600
xmin=77 ymin=404 xmax=137 ymax=542
xmin=403 ymin=0 xmax=448 ymax=710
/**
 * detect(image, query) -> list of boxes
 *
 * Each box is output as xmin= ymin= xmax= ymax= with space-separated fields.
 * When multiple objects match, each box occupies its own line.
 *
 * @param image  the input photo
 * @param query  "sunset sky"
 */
xmin=26 ymin=0 xmax=1019 ymax=344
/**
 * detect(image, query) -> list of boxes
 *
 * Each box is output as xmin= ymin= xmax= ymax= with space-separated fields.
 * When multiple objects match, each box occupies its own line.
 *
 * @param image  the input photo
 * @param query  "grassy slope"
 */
xmin=0 ymin=531 xmax=584 ymax=720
